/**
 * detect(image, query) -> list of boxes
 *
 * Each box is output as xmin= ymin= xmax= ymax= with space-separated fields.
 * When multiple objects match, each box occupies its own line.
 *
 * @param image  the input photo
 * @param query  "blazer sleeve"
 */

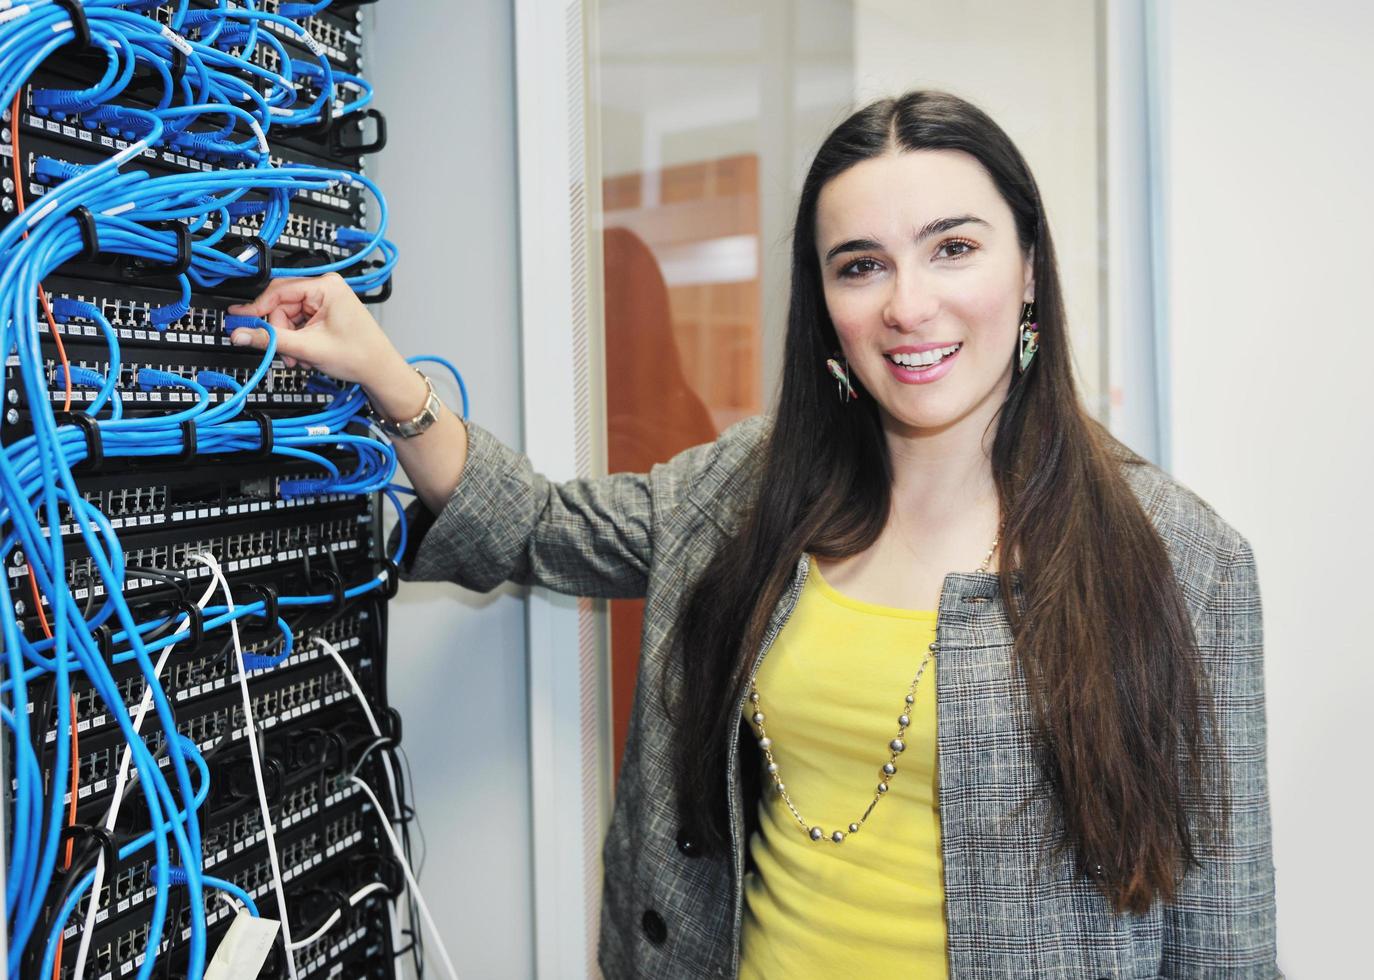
xmin=386 ymin=414 xmax=767 ymax=599
xmin=1160 ymin=536 xmax=1283 ymax=978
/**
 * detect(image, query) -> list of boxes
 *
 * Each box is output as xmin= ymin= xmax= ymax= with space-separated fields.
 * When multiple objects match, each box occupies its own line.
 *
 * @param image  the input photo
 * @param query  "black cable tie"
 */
xmin=71 ymin=206 xmax=100 ymax=262
xmin=174 ymin=599 xmax=203 ymax=648
xmin=224 ymin=236 xmax=272 ymax=290
xmin=262 ymin=756 xmax=284 ymax=801
xmin=324 ymin=732 xmax=349 ymax=773
xmin=51 ymin=0 xmax=94 ymax=52
xmin=241 ymin=410 xmax=273 ymax=459
xmin=169 ymin=46 xmax=187 ymax=85
xmin=347 ymin=735 xmax=398 ymax=779
xmin=243 ymin=582 xmax=278 ymax=626
xmin=58 ymin=824 xmax=118 ymax=874
xmin=93 ymin=623 xmax=113 ymax=659
xmin=358 ymin=265 xmax=392 ymax=306
xmin=301 ymin=83 xmax=335 ymax=139
xmin=167 ymin=222 xmax=191 ymax=276
xmin=125 ymin=221 xmax=190 ymax=280
xmin=178 ymin=418 xmax=197 ymax=463
xmin=318 ymin=569 xmax=344 ymax=609
xmin=381 ymin=706 xmax=403 ymax=747
xmin=52 ymin=412 xmax=103 ymax=473
xmin=331 ymin=107 xmax=387 ymax=156
xmin=381 ymin=558 xmax=400 ymax=600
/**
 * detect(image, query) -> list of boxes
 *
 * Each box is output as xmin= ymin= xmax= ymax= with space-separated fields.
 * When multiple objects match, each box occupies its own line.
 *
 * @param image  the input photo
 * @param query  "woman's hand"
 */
xmin=226 ymin=272 xmax=427 ymax=420
xmin=227 ymin=272 xmax=469 ymax=513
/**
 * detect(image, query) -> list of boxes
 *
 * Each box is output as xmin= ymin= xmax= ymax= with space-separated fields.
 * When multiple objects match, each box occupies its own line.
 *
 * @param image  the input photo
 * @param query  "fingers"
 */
xmin=226 ymin=276 xmax=323 ymax=320
xmin=228 ymin=327 xmax=316 ymax=371
xmin=229 ymin=326 xmax=272 ymax=348
xmin=229 ymin=326 xmax=270 ymax=350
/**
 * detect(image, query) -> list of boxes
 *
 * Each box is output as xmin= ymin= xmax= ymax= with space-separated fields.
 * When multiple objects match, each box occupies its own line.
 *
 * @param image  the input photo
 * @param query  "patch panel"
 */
xmin=63 ymin=788 xmax=388 ymax=980
xmin=29 ymin=609 xmax=383 ymax=812
xmin=5 ymin=119 xmax=372 ymax=285
xmin=43 ymin=511 xmax=367 ymax=603
xmin=5 ymin=349 xmax=332 ymax=409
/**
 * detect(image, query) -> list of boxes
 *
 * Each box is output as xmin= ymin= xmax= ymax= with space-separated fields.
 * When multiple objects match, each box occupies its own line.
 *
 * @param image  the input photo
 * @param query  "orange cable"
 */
xmin=10 ymin=90 xmax=72 ymax=411
xmin=53 ymin=691 xmax=78 ymax=980
xmin=25 ymin=555 xmax=79 ymax=980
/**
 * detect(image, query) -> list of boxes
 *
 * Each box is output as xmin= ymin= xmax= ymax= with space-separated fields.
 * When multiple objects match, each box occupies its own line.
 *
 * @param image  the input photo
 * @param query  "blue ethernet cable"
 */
xmin=35 ymin=734 xmax=214 ymax=980
xmin=406 ymin=354 xmax=471 ymax=419
xmin=0 ymin=328 xmax=204 ymax=980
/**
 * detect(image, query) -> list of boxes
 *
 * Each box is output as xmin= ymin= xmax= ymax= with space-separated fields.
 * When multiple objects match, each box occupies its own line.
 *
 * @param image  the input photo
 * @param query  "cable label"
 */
xmin=160 ymin=25 xmax=194 ymax=57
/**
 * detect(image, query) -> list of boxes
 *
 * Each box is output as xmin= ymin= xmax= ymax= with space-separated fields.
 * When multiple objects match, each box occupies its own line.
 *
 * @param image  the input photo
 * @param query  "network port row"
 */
xmin=171 ymin=609 xmax=368 ymax=697
xmin=231 ymin=209 xmax=350 ymax=255
xmin=46 ymin=294 xmax=222 ymax=336
xmin=43 ymin=359 xmax=317 ymax=397
xmin=177 ymin=669 xmax=353 ymax=755
xmin=60 ymin=517 xmax=365 ymax=596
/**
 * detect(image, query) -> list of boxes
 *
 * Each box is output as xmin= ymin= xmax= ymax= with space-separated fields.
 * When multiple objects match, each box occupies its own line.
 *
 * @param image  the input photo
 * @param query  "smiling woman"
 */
xmin=662 ymin=90 xmax=1281 ymax=978
xmin=817 ymin=153 xmax=1033 ymax=442
xmin=245 ymin=84 xmax=1279 ymax=978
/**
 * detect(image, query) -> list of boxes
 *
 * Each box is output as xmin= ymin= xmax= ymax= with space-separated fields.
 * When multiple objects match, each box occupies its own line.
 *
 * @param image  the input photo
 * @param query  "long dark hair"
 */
xmin=669 ymin=90 xmax=1225 ymax=915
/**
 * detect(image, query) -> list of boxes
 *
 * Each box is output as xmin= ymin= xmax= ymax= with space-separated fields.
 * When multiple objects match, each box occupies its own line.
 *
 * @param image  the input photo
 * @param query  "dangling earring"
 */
xmin=825 ymin=355 xmax=858 ymax=402
xmin=1017 ymin=302 xmax=1039 ymax=374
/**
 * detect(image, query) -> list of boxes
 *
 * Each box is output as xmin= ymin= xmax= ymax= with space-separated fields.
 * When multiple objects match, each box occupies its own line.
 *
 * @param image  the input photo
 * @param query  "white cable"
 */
xmin=386 ymin=898 xmax=407 ymax=980
xmin=73 ymin=577 xmax=219 ymax=980
xmin=194 ymin=552 xmax=299 ymax=980
xmin=314 ymin=635 xmax=402 ymax=820
xmin=287 ymin=881 xmax=391 ymax=950
xmin=289 ymin=910 xmax=341 ymax=951
xmin=314 ymin=635 xmax=410 ymax=979
xmin=349 ymin=776 xmax=461 ymax=980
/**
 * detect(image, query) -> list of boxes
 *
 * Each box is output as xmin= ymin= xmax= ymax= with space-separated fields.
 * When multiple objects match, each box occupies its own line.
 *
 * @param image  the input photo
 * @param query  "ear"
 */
xmin=1022 ymin=246 xmax=1036 ymax=304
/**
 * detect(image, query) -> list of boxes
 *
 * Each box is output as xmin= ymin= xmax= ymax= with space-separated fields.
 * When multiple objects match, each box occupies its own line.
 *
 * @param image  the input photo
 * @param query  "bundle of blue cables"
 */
xmin=0 ymin=2 xmax=459 ymax=977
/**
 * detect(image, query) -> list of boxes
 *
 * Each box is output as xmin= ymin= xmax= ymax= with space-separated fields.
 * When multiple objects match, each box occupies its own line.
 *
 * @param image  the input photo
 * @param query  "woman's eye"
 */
xmin=838 ymin=257 xmax=882 ymax=278
xmin=939 ymin=239 xmax=978 ymax=260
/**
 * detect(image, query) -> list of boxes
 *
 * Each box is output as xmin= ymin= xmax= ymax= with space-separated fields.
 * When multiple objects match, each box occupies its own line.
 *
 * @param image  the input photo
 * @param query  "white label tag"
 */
xmin=160 ymin=24 xmax=194 ymax=56
xmin=206 ymin=912 xmax=280 ymax=980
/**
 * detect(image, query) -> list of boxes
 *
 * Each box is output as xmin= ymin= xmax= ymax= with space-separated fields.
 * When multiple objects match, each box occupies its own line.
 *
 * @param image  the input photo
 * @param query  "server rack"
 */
xmin=0 ymin=4 xmax=417 ymax=978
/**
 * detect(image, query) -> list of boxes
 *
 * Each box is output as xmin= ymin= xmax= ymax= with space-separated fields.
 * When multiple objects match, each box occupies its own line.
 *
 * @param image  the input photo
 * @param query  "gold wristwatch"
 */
xmin=376 ymin=368 xmax=441 ymax=439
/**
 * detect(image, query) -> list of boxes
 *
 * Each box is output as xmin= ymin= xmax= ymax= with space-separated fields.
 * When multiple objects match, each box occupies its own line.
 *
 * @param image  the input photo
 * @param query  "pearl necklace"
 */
xmin=749 ymin=525 xmax=1002 ymax=845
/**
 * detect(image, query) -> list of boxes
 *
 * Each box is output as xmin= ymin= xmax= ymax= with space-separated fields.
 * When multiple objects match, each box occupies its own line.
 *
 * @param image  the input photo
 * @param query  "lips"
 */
xmin=883 ymin=342 xmax=962 ymax=369
xmin=882 ymin=343 xmax=962 ymax=384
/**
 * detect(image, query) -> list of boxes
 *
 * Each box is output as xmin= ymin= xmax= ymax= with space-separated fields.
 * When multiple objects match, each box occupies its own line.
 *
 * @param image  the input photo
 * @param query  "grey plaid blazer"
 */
xmin=394 ymin=415 xmax=1282 ymax=979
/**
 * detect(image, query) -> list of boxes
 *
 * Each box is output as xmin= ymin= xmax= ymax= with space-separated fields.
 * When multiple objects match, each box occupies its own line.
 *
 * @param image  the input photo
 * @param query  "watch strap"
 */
xmin=377 ymin=369 xmax=441 ymax=439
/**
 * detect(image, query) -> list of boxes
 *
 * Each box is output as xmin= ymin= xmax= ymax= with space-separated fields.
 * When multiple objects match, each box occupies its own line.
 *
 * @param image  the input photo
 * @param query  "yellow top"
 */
xmin=739 ymin=556 xmax=950 ymax=980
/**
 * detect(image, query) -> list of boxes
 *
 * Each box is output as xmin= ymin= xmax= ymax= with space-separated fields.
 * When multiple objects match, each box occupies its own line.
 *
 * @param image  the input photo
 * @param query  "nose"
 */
xmin=881 ymin=266 xmax=940 ymax=332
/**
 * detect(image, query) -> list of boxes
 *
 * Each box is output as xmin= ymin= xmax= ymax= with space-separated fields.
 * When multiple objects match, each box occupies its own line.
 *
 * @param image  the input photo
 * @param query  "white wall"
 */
xmin=365 ymin=4 xmax=535 ymax=978
xmin=1158 ymin=2 xmax=1372 ymax=974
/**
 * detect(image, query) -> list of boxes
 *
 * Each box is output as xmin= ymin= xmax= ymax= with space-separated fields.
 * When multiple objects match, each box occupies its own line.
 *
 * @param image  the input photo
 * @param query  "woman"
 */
xmin=227 ymin=91 xmax=1281 ymax=979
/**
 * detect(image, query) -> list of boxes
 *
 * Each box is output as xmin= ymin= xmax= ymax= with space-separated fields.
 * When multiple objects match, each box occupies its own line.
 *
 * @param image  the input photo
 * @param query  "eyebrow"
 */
xmin=822 ymin=214 xmax=991 ymax=264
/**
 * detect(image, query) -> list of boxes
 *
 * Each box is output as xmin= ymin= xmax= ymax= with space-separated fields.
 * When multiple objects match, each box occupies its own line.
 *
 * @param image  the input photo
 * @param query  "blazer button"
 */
xmin=676 ymin=827 xmax=701 ymax=858
xmin=641 ymin=909 xmax=667 ymax=945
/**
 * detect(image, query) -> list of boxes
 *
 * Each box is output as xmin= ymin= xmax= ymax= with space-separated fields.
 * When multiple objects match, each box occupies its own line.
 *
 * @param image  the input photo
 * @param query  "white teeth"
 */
xmin=888 ymin=343 xmax=960 ymax=368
